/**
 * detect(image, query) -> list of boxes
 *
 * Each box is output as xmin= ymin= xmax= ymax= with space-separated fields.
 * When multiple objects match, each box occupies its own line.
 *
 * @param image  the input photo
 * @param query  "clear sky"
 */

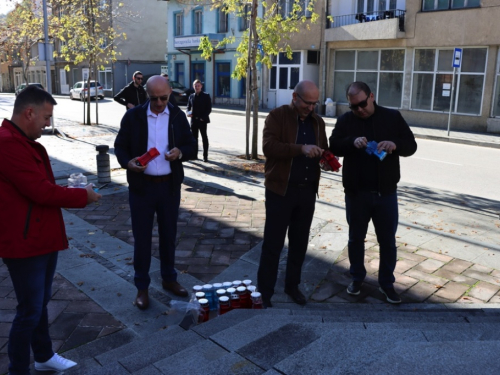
xmin=0 ymin=1 xmax=19 ymax=16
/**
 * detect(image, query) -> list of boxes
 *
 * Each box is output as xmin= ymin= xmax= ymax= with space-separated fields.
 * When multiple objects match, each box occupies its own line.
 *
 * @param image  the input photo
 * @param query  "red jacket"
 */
xmin=0 ymin=119 xmax=88 ymax=258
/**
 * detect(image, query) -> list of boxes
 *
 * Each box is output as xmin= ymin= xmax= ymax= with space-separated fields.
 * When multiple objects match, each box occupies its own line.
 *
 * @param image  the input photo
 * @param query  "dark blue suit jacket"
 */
xmin=114 ymin=100 xmax=197 ymax=194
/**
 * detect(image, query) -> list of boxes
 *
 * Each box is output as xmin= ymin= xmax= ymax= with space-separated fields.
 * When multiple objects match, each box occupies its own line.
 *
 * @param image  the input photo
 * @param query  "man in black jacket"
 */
xmin=329 ymin=81 xmax=417 ymax=304
xmin=114 ymin=71 xmax=148 ymax=110
xmin=114 ymin=76 xmax=197 ymax=310
xmin=187 ymin=80 xmax=212 ymax=161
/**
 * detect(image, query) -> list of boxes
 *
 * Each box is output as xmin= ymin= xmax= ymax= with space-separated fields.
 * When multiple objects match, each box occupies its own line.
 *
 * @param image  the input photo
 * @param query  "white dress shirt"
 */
xmin=144 ymin=104 xmax=172 ymax=176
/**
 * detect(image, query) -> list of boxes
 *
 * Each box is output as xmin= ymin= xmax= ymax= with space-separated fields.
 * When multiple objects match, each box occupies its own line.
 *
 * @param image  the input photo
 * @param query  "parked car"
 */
xmin=15 ymin=83 xmax=44 ymax=96
xmin=169 ymin=80 xmax=194 ymax=105
xmin=69 ymin=81 xmax=104 ymax=101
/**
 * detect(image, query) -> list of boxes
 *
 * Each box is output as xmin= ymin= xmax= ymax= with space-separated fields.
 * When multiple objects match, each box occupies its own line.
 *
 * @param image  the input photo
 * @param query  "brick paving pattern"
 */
xmin=312 ymin=232 xmax=500 ymax=304
xmin=0 ymin=263 xmax=124 ymax=375
xmin=66 ymin=179 xmax=265 ymax=283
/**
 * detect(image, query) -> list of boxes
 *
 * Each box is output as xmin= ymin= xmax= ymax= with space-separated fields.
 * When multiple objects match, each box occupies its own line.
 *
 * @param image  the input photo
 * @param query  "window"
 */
xmin=358 ymin=0 xmax=375 ymax=14
xmin=378 ymin=0 xmax=397 ymax=10
xmin=269 ymin=66 xmax=277 ymax=90
xmin=279 ymin=52 xmax=301 ymax=64
xmin=99 ymin=68 xmax=112 ymax=90
xmin=193 ymin=9 xmax=203 ymax=34
xmin=359 ymin=0 xmax=396 ymax=13
xmin=218 ymin=8 xmax=228 ymax=33
xmin=216 ymin=62 xmax=230 ymax=97
xmin=175 ymin=62 xmax=185 ymax=87
xmin=279 ymin=0 xmax=312 ymax=18
xmin=332 ymin=49 xmax=405 ymax=108
xmin=411 ymin=48 xmax=487 ymax=115
xmin=494 ymin=53 xmax=500 ymax=117
xmin=174 ymin=12 xmax=183 ymax=36
xmin=422 ymin=0 xmax=480 ymax=11
xmin=239 ymin=4 xmax=251 ymax=31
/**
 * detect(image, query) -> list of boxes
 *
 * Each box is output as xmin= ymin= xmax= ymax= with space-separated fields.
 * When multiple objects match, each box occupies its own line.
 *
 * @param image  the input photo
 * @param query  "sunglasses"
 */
xmin=349 ymin=95 xmax=370 ymax=111
xmin=135 ymin=77 xmax=143 ymax=81
xmin=149 ymin=95 xmax=169 ymax=102
xmin=296 ymin=93 xmax=319 ymax=107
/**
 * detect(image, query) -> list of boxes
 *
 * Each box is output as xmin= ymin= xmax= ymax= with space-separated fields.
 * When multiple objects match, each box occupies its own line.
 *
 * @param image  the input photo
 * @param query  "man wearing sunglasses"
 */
xmin=114 ymin=70 xmax=148 ymax=110
xmin=114 ymin=76 xmax=197 ymax=310
xmin=329 ymin=81 xmax=417 ymax=304
xmin=257 ymin=80 xmax=328 ymax=308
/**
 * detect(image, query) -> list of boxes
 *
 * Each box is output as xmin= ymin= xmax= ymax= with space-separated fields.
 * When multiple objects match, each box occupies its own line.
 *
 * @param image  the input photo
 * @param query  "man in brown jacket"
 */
xmin=257 ymin=80 xmax=328 ymax=308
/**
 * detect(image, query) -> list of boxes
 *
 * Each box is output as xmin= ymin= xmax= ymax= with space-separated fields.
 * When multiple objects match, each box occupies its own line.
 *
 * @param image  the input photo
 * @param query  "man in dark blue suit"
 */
xmin=114 ymin=76 xmax=197 ymax=309
xmin=187 ymin=80 xmax=212 ymax=162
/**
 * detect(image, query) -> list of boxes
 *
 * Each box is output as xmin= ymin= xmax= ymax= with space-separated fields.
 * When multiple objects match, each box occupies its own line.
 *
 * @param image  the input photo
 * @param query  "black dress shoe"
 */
xmin=203 ymin=158 xmax=208 ymax=162
xmin=262 ymin=298 xmax=273 ymax=309
xmin=162 ymin=281 xmax=188 ymax=297
xmin=284 ymin=287 xmax=307 ymax=305
xmin=135 ymin=289 xmax=149 ymax=310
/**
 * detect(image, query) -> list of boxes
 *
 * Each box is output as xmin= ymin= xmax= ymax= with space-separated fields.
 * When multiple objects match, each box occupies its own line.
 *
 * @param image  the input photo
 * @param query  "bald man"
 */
xmin=114 ymin=76 xmax=197 ymax=309
xmin=257 ymin=80 xmax=328 ymax=308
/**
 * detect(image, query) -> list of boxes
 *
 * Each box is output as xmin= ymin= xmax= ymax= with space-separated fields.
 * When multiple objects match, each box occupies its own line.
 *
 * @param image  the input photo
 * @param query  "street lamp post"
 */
xmin=42 ymin=0 xmax=51 ymax=95
xmin=42 ymin=0 xmax=54 ymax=133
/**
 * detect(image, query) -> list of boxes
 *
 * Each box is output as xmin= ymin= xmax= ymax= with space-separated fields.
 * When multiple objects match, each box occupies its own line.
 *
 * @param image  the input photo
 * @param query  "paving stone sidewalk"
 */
xmin=1 ymin=114 xmax=500 ymax=374
xmin=66 ymin=179 xmax=266 ymax=283
xmin=0 ymin=265 xmax=124 ymax=375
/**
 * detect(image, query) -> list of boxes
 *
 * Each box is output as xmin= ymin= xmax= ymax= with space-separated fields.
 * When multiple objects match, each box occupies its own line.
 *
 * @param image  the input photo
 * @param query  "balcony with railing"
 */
xmin=325 ymin=9 xmax=406 ymax=42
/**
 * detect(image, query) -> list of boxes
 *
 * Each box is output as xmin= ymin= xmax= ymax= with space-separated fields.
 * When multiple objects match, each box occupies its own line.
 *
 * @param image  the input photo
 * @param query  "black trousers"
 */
xmin=191 ymin=120 xmax=209 ymax=159
xmin=257 ymin=185 xmax=316 ymax=300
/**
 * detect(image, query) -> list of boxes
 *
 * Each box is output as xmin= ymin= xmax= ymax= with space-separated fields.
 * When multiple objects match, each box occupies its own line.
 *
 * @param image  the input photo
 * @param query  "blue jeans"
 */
xmin=345 ymin=191 xmax=398 ymax=289
xmin=257 ymin=185 xmax=316 ymax=299
xmin=3 ymin=252 xmax=57 ymax=375
xmin=129 ymin=179 xmax=181 ymax=290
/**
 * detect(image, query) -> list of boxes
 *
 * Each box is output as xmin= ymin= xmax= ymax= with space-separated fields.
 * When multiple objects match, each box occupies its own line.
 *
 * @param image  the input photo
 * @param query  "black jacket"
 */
xmin=329 ymin=104 xmax=417 ymax=194
xmin=113 ymin=81 xmax=148 ymax=108
xmin=187 ymin=91 xmax=212 ymax=123
xmin=114 ymin=101 xmax=197 ymax=194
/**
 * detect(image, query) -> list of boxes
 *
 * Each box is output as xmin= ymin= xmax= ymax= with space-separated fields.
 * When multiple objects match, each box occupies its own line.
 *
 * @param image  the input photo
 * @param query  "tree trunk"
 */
xmin=245 ymin=8 xmax=253 ymax=160
xmin=94 ymin=61 xmax=99 ymax=125
xmin=86 ymin=60 xmax=91 ymax=125
xmin=250 ymin=0 xmax=259 ymax=160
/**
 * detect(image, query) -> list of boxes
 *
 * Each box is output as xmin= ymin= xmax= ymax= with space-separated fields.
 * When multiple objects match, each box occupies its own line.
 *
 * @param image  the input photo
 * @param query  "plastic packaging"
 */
xmin=68 ymin=173 xmax=87 ymax=188
xmin=320 ymin=150 xmax=342 ymax=172
xmin=168 ymin=299 xmax=201 ymax=330
xmin=136 ymin=147 xmax=160 ymax=166
xmin=365 ymin=141 xmax=387 ymax=161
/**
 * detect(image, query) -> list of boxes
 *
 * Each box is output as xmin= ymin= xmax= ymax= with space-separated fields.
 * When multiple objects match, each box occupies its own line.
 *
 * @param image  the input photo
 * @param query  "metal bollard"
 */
xmin=96 ymin=145 xmax=111 ymax=184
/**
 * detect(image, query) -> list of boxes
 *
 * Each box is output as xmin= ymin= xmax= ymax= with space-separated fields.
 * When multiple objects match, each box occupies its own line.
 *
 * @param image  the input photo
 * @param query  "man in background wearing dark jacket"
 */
xmin=187 ymin=79 xmax=212 ymax=161
xmin=114 ymin=71 xmax=148 ymax=110
xmin=329 ymin=81 xmax=417 ymax=304
xmin=0 ymin=86 xmax=101 ymax=374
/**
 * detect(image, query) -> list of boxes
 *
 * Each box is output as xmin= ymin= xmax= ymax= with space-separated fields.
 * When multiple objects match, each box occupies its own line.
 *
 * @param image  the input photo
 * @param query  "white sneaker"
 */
xmin=34 ymin=353 xmax=77 ymax=372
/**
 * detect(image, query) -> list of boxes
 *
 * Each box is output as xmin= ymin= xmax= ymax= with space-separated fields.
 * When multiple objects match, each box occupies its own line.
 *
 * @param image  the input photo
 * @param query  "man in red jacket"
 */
xmin=0 ymin=86 xmax=102 ymax=374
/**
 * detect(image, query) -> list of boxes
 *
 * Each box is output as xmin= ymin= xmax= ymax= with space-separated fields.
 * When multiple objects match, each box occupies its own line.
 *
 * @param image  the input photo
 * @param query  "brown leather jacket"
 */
xmin=262 ymin=103 xmax=328 ymax=196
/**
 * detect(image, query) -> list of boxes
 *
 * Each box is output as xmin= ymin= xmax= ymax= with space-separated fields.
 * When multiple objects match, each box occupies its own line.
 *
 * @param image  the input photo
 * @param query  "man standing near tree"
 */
xmin=257 ymin=80 xmax=328 ymax=308
xmin=187 ymin=80 xmax=212 ymax=162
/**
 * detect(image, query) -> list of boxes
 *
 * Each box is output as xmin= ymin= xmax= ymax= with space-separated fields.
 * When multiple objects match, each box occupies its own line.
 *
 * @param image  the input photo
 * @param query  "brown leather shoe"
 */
xmin=135 ymin=289 xmax=149 ymax=310
xmin=162 ymin=281 xmax=188 ymax=297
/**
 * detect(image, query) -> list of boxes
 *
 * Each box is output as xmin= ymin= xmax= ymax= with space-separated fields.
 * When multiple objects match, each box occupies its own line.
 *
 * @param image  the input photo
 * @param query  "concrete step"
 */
xmin=61 ymin=307 xmax=500 ymax=374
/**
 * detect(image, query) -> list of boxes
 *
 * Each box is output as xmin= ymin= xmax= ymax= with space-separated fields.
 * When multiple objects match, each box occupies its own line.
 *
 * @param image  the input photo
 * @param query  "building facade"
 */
xmin=53 ymin=0 xmax=168 ymax=97
xmin=325 ymin=0 xmax=500 ymax=134
xmin=166 ymin=0 xmax=325 ymax=109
